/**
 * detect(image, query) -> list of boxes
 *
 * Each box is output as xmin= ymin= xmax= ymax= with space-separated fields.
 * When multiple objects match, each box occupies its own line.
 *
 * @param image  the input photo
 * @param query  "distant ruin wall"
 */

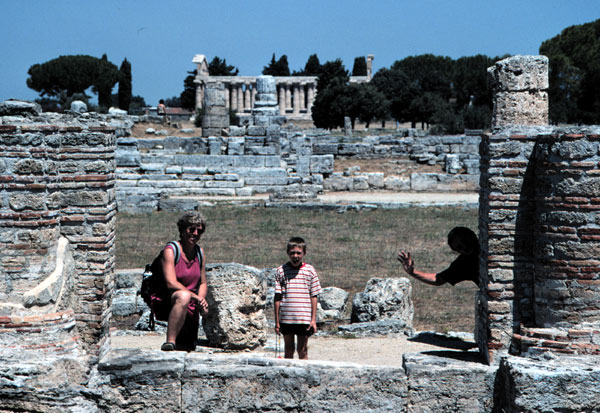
xmin=0 ymin=111 xmax=116 ymax=356
xmin=116 ymin=129 xmax=480 ymax=212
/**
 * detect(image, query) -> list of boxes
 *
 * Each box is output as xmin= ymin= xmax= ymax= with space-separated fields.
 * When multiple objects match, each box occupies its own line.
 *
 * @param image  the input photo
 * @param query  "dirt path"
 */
xmin=110 ymin=331 xmax=476 ymax=367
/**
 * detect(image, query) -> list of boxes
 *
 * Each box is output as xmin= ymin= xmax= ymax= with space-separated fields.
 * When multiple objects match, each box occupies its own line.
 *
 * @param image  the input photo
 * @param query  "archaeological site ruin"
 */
xmin=1 ymin=55 xmax=600 ymax=412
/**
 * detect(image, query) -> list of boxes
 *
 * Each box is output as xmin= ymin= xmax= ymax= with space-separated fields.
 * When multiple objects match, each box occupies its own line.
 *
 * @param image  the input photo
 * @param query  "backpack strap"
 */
xmin=195 ymin=244 xmax=204 ymax=269
xmin=166 ymin=241 xmax=181 ymax=264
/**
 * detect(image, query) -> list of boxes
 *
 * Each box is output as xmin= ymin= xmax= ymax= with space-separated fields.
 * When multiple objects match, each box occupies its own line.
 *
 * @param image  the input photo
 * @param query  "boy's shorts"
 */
xmin=280 ymin=323 xmax=314 ymax=337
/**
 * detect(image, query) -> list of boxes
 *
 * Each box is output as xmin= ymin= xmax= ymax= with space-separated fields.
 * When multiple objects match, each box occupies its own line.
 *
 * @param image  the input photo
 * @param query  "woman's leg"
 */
xmin=166 ymin=290 xmax=192 ymax=344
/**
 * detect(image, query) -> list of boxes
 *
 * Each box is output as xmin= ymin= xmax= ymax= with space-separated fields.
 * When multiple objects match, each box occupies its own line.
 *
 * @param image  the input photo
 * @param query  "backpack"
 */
xmin=139 ymin=241 xmax=203 ymax=330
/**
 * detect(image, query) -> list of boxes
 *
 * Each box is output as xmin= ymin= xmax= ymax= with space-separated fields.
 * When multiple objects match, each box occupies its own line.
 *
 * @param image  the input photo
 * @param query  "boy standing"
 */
xmin=274 ymin=237 xmax=322 ymax=360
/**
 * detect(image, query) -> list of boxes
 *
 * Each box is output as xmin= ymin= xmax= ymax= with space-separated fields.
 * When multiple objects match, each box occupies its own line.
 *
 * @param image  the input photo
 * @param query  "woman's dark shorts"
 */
xmin=280 ymin=323 xmax=314 ymax=337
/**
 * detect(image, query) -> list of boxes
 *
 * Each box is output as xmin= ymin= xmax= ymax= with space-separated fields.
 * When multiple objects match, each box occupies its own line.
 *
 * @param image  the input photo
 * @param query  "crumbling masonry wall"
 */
xmin=0 ymin=107 xmax=116 ymax=356
xmin=478 ymin=55 xmax=600 ymax=363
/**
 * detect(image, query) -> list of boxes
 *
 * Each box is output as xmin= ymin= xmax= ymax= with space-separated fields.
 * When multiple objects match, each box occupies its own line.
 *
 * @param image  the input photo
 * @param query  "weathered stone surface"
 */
xmin=202 ymin=263 xmax=268 ymax=349
xmin=495 ymin=355 xmax=600 ymax=412
xmin=0 ymin=99 xmax=42 ymax=116
xmin=97 ymin=349 xmax=186 ymax=411
xmin=317 ymin=286 xmax=349 ymax=321
xmin=351 ymin=277 xmax=413 ymax=330
xmin=404 ymin=352 xmax=495 ymax=412
xmin=185 ymin=357 xmax=408 ymax=412
xmin=338 ymin=319 xmax=410 ymax=337
xmin=70 ymin=100 xmax=87 ymax=113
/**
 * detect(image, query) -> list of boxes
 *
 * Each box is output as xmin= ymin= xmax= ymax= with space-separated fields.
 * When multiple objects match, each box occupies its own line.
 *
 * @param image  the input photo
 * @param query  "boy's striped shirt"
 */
xmin=275 ymin=262 xmax=322 ymax=325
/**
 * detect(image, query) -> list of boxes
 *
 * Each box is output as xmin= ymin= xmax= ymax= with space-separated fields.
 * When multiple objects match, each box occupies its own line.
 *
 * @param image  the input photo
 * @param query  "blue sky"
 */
xmin=1 ymin=0 xmax=598 ymax=106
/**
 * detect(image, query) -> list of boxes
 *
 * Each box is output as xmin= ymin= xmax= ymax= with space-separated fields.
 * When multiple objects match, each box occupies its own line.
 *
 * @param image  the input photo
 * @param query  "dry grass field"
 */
xmin=116 ymin=206 xmax=479 ymax=333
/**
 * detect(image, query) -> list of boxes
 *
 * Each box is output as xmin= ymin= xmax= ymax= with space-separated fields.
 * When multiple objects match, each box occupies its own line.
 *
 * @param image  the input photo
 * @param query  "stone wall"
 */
xmin=116 ymin=128 xmax=480 ymax=211
xmin=116 ymin=126 xmax=332 ymax=212
xmin=0 ymin=102 xmax=116 ymax=356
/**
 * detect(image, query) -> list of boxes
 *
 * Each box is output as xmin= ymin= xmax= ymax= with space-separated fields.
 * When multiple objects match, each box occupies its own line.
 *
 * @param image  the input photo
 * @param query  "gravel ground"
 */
xmin=110 ymin=330 xmax=478 ymax=367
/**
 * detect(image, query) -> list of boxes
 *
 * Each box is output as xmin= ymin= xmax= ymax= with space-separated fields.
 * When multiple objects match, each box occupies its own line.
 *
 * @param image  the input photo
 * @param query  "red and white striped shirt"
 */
xmin=275 ymin=262 xmax=322 ymax=325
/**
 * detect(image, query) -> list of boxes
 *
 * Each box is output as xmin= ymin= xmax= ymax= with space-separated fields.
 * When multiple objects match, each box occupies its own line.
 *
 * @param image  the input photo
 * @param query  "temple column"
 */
xmin=244 ymin=82 xmax=251 ymax=111
xmin=237 ymin=84 xmax=244 ymax=112
xmin=230 ymin=82 xmax=238 ymax=112
xmin=307 ymin=83 xmax=315 ymax=112
xmin=251 ymin=83 xmax=257 ymax=108
xmin=195 ymin=82 xmax=204 ymax=109
xmin=293 ymin=83 xmax=300 ymax=115
xmin=278 ymin=84 xmax=286 ymax=115
xmin=285 ymin=84 xmax=292 ymax=113
xmin=299 ymin=83 xmax=306 ymax=111
xmin=224 ymin=82 xmax=230 ymax=110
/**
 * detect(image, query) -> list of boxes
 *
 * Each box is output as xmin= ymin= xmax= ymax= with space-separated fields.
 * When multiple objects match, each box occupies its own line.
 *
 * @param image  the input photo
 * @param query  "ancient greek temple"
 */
xmin=192 ymin=54 xmax=374 ymax=121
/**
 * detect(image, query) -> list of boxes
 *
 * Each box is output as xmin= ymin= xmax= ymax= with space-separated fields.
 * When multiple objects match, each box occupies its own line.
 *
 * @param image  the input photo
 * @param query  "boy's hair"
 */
xmin=177 ymin=212 xmax=206 ymax=235
xmin=287 ymin=237 xmax=306 ymax=253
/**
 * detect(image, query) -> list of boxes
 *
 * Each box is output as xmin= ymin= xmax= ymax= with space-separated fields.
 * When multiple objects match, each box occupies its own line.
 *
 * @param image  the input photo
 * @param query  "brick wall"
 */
xmin=478 ymin=126 xmax=600 ymax=363
xmin=0 ymin=116 xmax=116 ymax=356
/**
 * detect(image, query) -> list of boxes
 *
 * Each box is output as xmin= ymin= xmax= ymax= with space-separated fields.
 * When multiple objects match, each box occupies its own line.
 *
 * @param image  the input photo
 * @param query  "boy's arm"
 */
xmin=309 ymin=295 xmax=318 ymax=333
xmin=274 ymin=294 xmax=281 ymax=335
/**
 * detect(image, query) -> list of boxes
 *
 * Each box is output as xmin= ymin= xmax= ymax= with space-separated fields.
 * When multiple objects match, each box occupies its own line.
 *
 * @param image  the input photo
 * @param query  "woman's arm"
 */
xmin=397 ymin=250 xmax=446 ymax=286
xmin=196 ymin=248 xmax=208 ymax=312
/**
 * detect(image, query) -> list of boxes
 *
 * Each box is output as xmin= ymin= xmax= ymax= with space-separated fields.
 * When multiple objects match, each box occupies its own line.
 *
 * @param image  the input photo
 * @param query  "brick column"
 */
xmin=0 ymin=119 xmax=116 ymax=357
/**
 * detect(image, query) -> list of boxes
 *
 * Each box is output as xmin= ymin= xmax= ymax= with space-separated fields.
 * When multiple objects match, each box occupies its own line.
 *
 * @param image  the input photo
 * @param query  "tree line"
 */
xmin=25 ymin=19 xmax=600 ymax=128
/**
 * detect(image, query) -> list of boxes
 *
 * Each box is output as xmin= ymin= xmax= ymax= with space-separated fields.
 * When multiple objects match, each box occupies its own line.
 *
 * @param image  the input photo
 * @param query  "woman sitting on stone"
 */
xmin=397 ymin=226 xmax=479 ymax=286
xmin=152 ymin=212 xmax=209 ymax=351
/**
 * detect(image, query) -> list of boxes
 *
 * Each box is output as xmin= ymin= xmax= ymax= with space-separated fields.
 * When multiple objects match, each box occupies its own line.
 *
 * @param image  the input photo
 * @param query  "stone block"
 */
xmin=384 ymin=176 xmax=411 ymax=191
xmin=404 ymin=352 xmax=495 ymax=412
xmin=317 ymin=287 xmax=349 ymax=321
xmin=495 ymin=355 xmax=600 ymax=412
xmin=310 ymin=154 xmax=334 ymax=174
xmin=352 ymin=176 xmax=369 ymax=191
xmin=351 ymin=277 xmax=413 ymax=329
xmin=247 ymin=126 xmax=266 ymax=136
xmin=338 ymin=143 xmax=372 ymax=156
xmin=229 ymin=126 xmax=246 ymax=136
xmin=227 ymin=137 xmax=244 ymax=155
xmin=488 ymin=54 xmax=549 ymax=91
xmin=203 ymin=263 xmax=267 ymax=349
xmin=365 ymin=172 xmax=385 ymax=188
xmin=245 ymin=146 xmax=276 ymax=156
xmin=235 ymin=187 xmax=254 ymax=196
xmin=205 ymin=180 xmax=244 ymax=188
xmin=323 ymin=174 xmax=353 ymax=191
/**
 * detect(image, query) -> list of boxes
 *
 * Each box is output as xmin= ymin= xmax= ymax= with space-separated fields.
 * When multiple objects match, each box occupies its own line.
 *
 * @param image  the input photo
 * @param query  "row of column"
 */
xmin=197 ymin=79 xmax=316 ymax=116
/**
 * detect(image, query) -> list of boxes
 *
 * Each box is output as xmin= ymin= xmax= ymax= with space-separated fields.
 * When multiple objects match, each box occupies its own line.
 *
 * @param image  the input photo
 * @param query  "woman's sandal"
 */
xmin=161 ymin=342 xmax=176 ymax=351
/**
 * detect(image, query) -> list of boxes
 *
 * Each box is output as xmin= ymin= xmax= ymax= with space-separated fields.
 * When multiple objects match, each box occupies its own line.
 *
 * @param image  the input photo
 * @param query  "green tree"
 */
xmin=371 ymin=67 xmax=416 ymax=125
xmin=293 ymin=54 xmax=321 ymax=76
xmin=392 ymin=54 xmax=454 ymax=99
xmin=93 ymin=54 xmax=119 ymax=109
xmin=312 ymin=60 xmax=350 ymax=129
xmin=164 ymin=96 xmax=181 ymax=107
xmin=128 ymin=95 xmax=147 ymax=116
xmin=118 ymin=58 xmax=132 ymax=111
xmin=452 ymin=54 xmax=494 ymax=108
xmin=262 ymin=53 xmax=290 ymax=76
xmin=207 ymin=57 xmax=239 ymax=75
xmin=27 ymin=55 xmax=117 ymax=99
xmin=180 ymin=69 xmax=197 ymax=110
xmin=540 ymin=19 xmax=600 ymax=124
xmin=352 ymin=56 xmax=367 ymax=76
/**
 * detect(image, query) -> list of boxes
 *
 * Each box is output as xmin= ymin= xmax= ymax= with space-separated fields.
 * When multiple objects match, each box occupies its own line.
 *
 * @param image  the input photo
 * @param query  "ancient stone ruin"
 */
xmin=1 ymin=55 xmax=600 ymax=411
